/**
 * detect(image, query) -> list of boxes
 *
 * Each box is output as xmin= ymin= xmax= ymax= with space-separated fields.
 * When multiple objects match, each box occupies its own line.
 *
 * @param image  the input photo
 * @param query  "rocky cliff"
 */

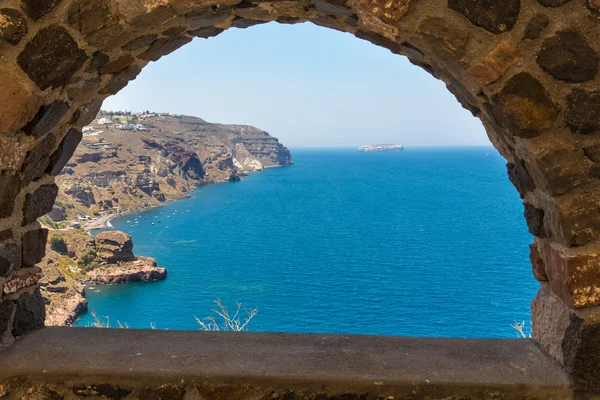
xmin=53 ymin=112 xmax=293 ymax=220
xmin=40 ymin=229 xmax=166 ymax=326
xmin=39 ymin=110 xmax=291 ymax=325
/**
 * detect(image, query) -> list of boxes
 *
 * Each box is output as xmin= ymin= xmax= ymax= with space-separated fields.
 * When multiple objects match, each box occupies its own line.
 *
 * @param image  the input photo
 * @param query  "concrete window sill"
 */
xmin=0 ymin=327 xmax=572 ymax=399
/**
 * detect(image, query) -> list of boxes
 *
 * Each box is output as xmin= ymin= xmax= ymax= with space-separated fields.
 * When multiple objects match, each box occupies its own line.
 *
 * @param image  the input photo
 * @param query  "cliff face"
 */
xmin=40 ymin=111 xmax=292 ymax=325
xmin=55 ymin=112 xmax=293 ymax=219
xmin=40 ymin=229 xmax=166 ymax=326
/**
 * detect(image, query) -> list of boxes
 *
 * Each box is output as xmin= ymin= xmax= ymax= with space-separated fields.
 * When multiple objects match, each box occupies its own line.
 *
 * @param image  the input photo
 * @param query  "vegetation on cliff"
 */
xmin=40 ymin=228 xmax=166 ymax=326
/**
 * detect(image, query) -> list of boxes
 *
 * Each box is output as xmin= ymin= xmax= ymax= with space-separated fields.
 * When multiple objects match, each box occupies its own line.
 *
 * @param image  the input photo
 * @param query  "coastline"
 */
xmin=84 ymin=214 xmax=114 ymax=232
xmin=82 ymin=165 xmax=291 ymax=232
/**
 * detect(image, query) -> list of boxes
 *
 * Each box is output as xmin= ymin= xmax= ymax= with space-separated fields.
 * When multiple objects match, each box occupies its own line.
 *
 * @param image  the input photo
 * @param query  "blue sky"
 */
xmin=104 ymin=22 xmax=488 ymax=148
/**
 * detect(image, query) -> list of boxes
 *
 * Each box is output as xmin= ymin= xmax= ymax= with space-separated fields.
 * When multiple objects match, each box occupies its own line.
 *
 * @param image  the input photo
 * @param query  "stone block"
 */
xmin=532 ymin=285 xmax=600 ymax=392
xmin=74 ymin=100 xmax=103 ymax=127
xmin=3 ymin=267 xmax=43 ymax=295
xmin=234 ymin=3 xmax=271 ymax=20
xmin=22 ymin=133 xmax=56 ymax=185
xmin=0 ymin=67 xmax=42 ymax=135
xmin=0 ymin=243 xmax=19 ymax=278
xmin=314 ymin=0 xmax=353 ymax=15
xmin=588 ymin=0 xmax=600 ymax=15
xmin=185 ymin=5 xmax=231 ymax=28
xmin=100 ymin=67 xmax=141 ymax=95
xmin=359 ymin=0 xmax=409 ymax=25
xmin=0 ymin=174 xmax=21 ymax=219
xmin=532 ymin=284 xmax=575 ymax=365
xmin=21 ymin=0 xmax=61 ymax=20
xmin=122 ymin=35 xmax=157 ymax=51
xmin=400 ymin=42 xmax=425 ymax=63
xmin=523 ymin=14 xmax=549 ymax=40
xmin=533 ymin=144 xmax=587 ymax=196
xmin=493 ymin=73 xmax=559 ymax=139
xmin=49 ymin=129 xmax=82 ymax=177
xmin=523 ymin=203 xmax=546 ymax=238
xmin=0 ymin=301 xmax=15 ymax=340
xmin=23 ymin=101 xmax=70 ymax=139
xmin=468 ymin=41 xmax=520 ymax=85
xmin=230 ymin=17 xmax=267 ymax=29
xmin=584 ymin=144 xmax=600 ymax=164
xmin=537 ymin=30 xmax=598 ymax=83
xmin=139 ymin=36 xmax=192 ymax=62
xmin=86 ymin=52 xmax=109 ymax=73
xmin=538 ymin=241 xmax=600 ymax=308
xmin=448 ymin=0 xmax=520 ymax=34
xmin=538 ymin=0 xmax=572 ymax=5
xmin=0 ymin=137 xmax=28 ymax=172
xmin=506 ymin=157 xmax=535 ymax=199
xmin=67 ymin=0 xmax=126 ymax=49
xmin=11 ymin=288 xmax=45 ymax=337
xmin=17 ymin=25 xmax=87 ymax=90
xmin=99 ymin=55 xmax=136 ymax=75
xmin=21 ymin=228 xmax=47 ymax=267
xmin=416 ymin=17 xmax=469 ymax=58
xmin=566 ymin=88 xmax=600 ymax=135
xmin=66 ymin=77 xmax=102 ymax=103
xmin=189 ymin=26 xmax=225 ymax=39
xmin=0 ymin=8 xmax=27 ymax=45
xmin=162 ymin=26 xmax=187 ymax=36
xmin=530 ymin=243 xmax=548 ymax=281
xmin=0 ymin=230 xmax=13 ymax=243
xmin=22 ymin=184 xmax=59 ymax=225
xmin=555 ymin=194 xmax=600 ymax=247
xmin=119 ymin=2 xmax=177 ymax=27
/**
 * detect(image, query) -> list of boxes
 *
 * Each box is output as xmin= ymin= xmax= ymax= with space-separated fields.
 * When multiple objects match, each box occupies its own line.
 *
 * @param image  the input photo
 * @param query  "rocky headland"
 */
xmin=48 ymin=111 xmax=293 ymax=222
xmin=39 ymin=110 xmax=293 ymax=326
xmin=83 ymin=231 xmax=166 ymax=285
xmin=40 ymin=229 xmax=165 ymax=326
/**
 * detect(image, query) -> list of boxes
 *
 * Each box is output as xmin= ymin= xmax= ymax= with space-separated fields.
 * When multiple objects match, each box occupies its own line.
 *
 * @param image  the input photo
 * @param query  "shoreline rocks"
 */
xmin=39 ymin=229 xmax=167 ymax=326
xmin=83 ymin=256 xmax=167 ymax=285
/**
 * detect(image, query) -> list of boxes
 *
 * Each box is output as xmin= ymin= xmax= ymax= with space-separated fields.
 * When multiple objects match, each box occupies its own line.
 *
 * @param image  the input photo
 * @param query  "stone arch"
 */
xmin=0 ymin=0 xmax=599 ymax=391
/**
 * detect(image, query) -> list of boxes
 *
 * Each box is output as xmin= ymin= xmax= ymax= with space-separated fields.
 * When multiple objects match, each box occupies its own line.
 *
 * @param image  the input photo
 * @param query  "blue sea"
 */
xmin=75 ymin=147 xmax=537 ymax=338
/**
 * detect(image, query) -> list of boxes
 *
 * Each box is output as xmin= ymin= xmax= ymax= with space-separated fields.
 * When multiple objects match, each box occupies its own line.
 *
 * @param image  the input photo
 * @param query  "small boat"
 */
xmin=126 ymin=220 xmax=131 ymax=223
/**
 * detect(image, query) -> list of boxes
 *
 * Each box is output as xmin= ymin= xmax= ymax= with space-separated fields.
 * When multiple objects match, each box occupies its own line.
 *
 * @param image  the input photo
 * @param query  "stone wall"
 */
xmin=0 ymin=0 xmax=599 ymax=392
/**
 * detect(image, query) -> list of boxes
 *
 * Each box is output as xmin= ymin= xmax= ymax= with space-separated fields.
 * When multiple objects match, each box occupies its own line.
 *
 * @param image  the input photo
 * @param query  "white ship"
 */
xmin=357 ymin=144 xmax=404 ymax=152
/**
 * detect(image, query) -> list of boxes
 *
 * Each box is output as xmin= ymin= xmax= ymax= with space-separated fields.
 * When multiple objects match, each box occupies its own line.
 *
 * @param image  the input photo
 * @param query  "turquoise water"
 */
xmin=75 ymin=147 xmax=537 ymax=338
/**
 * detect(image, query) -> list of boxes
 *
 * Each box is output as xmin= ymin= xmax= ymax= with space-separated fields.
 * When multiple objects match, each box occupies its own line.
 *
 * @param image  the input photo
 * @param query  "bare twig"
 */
xmin=195 ymin=299 xmax=258 ymax=332
xmin=510 ymin=321 xmax=531 ymax=338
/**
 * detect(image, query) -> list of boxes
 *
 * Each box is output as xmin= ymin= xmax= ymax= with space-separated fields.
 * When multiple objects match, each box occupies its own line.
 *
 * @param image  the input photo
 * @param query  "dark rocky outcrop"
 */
xmin=39 ymin=229 xmax=165 ymax=326
xmin=95 ymin=231 xmax=135 ymax=262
